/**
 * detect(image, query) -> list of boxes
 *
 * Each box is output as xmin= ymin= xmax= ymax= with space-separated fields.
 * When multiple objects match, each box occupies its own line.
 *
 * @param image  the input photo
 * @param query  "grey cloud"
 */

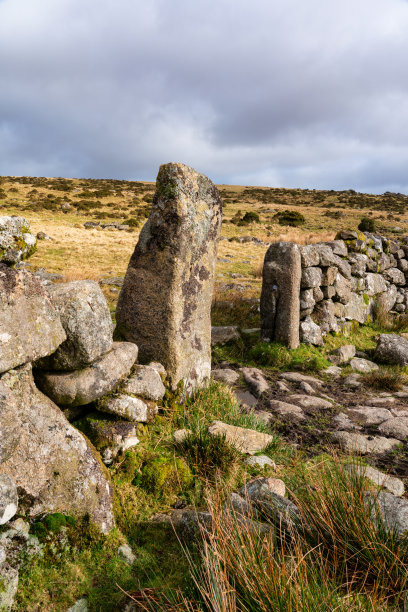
xmin=0 ymin=0 xmax=408 ymax=192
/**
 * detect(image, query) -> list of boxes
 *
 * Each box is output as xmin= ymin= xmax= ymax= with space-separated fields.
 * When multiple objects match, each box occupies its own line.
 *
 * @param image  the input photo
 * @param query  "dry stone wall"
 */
xmin=261 ymin=230 xmax=408 ymax=347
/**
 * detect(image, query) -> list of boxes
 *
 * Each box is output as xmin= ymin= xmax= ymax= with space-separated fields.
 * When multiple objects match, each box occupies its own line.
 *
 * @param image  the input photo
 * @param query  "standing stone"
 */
xmin=260 ymin=242 xmax=301 ymax=349
xmin=116 ymin=163 xmax=222 ymax=392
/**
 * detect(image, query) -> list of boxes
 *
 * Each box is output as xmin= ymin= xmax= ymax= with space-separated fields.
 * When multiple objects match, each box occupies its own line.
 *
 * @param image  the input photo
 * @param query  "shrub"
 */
xmin=174 ymin=428 xmax=240 ymax=481
xmin=274 ymin=210 xmax=305 ymax=226
xmin=241 ymin=211 xmax=260 ymax=224
xmin=362 ymin=367 xmax=407 ymax=391
xmin=126 ymin=217 xmax=140 ymax=227
xmin=358 ymin=216 xmax=376 ymax=232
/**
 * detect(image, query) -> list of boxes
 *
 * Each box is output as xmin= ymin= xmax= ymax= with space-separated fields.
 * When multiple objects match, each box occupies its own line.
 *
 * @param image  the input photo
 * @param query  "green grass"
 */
xmin=248 ymin=341 xmax=331 ymax=372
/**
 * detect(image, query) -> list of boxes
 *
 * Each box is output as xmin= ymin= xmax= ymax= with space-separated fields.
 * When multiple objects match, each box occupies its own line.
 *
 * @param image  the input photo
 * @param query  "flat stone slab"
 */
xmin=378 ymin=417 xmax=408 ymax=440
xmin=37 ymin=342 xmax=138 ymax=407
xmin=333 ymin=412 xmax=361 ymax=431
xmin=208 ymin=420 xmax=274 ymax=455
xmin=333 ymin=431 xmax=401 ymax=454
xmin=122 ymin=365 xmax=165 ymax=401
xmin=348 ymin=406 xmax=392 ymax=426
xmin=279 ymin=372 xmax=322 ymax=386
xmin=345 ymin=465 xmax=404 ymax=496
xmin=365 ymin=396 xmax=396 ymax=407
xmin=266 ymin=399 xmax=305 ymax=420
xmin=212 ymin=368 xmax=240 ymax=385
xmin=240 ymin=367 xmax=270 ymax=397
xmin=285 ymin=394 xmax=333 ymax=411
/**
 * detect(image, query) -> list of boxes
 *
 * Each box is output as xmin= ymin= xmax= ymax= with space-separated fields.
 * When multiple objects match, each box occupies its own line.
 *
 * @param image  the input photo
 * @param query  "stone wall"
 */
xmin=261 ymin=230 xmax=408 ymax=347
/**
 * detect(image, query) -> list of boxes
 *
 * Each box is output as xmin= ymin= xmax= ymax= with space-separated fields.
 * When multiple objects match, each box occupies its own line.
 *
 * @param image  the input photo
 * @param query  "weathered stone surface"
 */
xmin=378 ymin=417 xmax=408 ymax=440
xmin=365 ymin=491 xmax=408 ymax=536
xmin=0 ymin=476 xmax=18 ymax=525
xmin=122 ymin=365 xmax=165 ymax=401
xmin=349 ymin=253 xmax=368 ymax=277
xmin=211 ymin=368 xmax=240 ymax=385
xmin=333 ymin=431 xmax=401 ymax=454
xmin=383 ymin=267 xmax=405 ymax=285
xmin=240 ymin=477 xmax=286 ymax=500
xmin=300 ymin=289 xmax=315 ymax=311
xmin=330 ymin=344 xmax=356 ymax=364
xmin=346 ymin=465 xmax=404 ymax=496
xmin=0 ymin=216 xmax=36 ymax=265
xmin=285 ymin=394 xmax=333 ymax=411
xmin=374 ymin=334 xmax=408 ymax=366
xmin=98 ymin=394 xmax=155 ymax=422
xmin=245 ymin=455 xmax=275 ymax=469
xmin=37 ymin=342 xmax=138 ymax=407
xmin=173 ymin=428 xmax=192 ymax=444
xmin=279 ymin=372 xmax=322 ymax=386
xmin=266 ymin=399 xmax=305 ymax=420
xmin=75 ymin=411 xmax=140 ymax=459
xmin=377 ymin=284 xmax=397 ymax=313
xmin=0 ymin=365 xmax=114 ymax=532
xmin=115 ymin=163 xmax=222 ymax=393
xmin=348 ymin=406 xmax=392 ymax=425
xmin=235 ymin=389 xmax=258 ymax=408
xmin=240 ymin=367 xmax=270 ymax=397
xmin=301 ymin=266 xmax=322 ymax=288
xmin=344 ymin=293 xmax=369 ymax=324
xmin=333 ymin=273 xmax=351 ymax=304
xmin=365 ymin=273 xmax=387 ymax=296
xmin=0 ymin=265 xmax=66 ymax=374
xmin=366 ymin=396 xmax=395 ymax=407
xmin=316 ymin=245 xmax=351 ymax=278
xmin=325 ymin=365 xmax=342 ymax=376
xmin=0 ymin=563 xmax=18 ymax=611
xmin=299 ymin=316 xmax=323 ymax=345
xmin=208 ymin=421 xmax=274 ymax=454
xmin=313 ymin=299 xmax=339 ymax=333
xmin=350 ymin=357 xmax=379 ymax=373
xmin=37 ymin=280 xmax=113 ymax=371
xmin=333 ymin=412 xmax=361 ymax=430
xmin=299 ymin=244 xmax=319 ymax=267
xmin=321 ymin=266 xmax=337 ymax=286
xmin=211 ymin=326 xmax=240 ymax=345
xmin=261 ymin=242 xmax=301 ymax=349
xmin=324 ymin=240 xmax=348 ymax=256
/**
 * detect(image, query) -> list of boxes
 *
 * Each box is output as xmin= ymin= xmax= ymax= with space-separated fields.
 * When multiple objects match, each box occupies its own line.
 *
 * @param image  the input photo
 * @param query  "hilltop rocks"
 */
xmin=0 ymin=264 xmax=66 ymax=374
xmin=36 ymin=342 xmax=138 ymax=406
xmin=37 ymin=280 xmax=113 ymax=371
xmin=260 ymin=242 xmax=301 ymax=349
xmin=116 ymin=163 xmax=222 ymax=393
xmin=0 ymin=216 xmax=36 ymax=265
xmin=0 ymin=364 xmax=114 ymax=532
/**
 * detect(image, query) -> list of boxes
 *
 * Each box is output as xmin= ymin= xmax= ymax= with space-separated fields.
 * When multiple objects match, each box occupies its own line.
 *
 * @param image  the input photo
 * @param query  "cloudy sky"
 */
xmin=1 ymin=0 xmax=408 ymax=192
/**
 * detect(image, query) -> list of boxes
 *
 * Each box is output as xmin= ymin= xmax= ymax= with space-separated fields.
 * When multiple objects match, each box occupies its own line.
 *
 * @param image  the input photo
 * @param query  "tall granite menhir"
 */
xmin=116 ymin=163 xmax=223 ymax=392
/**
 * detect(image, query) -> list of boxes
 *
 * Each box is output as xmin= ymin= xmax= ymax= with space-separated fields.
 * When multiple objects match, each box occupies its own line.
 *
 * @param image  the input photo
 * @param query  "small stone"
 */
xmin=299 ymin=316 xmax=323 ymax=346
xmin=276 ymin=380 xmax=291 ymax=393
xmin=365 ymin=396 xmax=396 ymax=407
xmin=239 ymin=367 xmax=270 ymax=397
xmin=148 ymin=362 xmax=167 ymax=377
xmin=229 ymin=492 xmax=253 ymax=515
xmin=324 ymin=366 xmax=342 ymax=376
xmin=301 ymin=266 xmax=322 ymax=288
xmin=0 ymin=216 xmax=36 ymax=265
xmin=298 ymin=381 xmax=315 ymax=395
xmin=378 ymin=417 xmax=408 ymax=440
xmin=67 ymin=598 xmax=89 ymax=612
xmin=212 ymin=368 xmax=240 ymax=385
xmin=98 ymin=394 xmax=154 ymax=422
xmin=245 ymin=455 xmax=276 ymax=469
xmin=285 ymin=394 xmax=333 ymax=411
xmin=374 ymin=334 xmax=408 ymax=366
xmin=266 ymin=399 xmax=305 ymax=420
xmin=208 ymin=421 xmax=274 ymax=455
xmin=211 ymin=326 xmax=240 ymax=345
xmin=333 ymin=412 xmax=361 ymax=431
xmin=123 ymin=365 xmax=165 ymax=401
xmin=0 ymin=476 xmax=18 ymax=525
xmin=235 ymin=390 xmax=258 ymax=409
xmin=333 ymin=431 xmax=401 ymax=454
xmin=331 ymin=345 xmax=356 ymax=364
xmin=240 ymin=477 xmax=285 ymax=499
xmin=118 ymin=543 xmax=136 ymax=565
xmin=350 ymin=358 xmax=379 ymax=374
xmin=173 ymin=429 xmax=192 ymax=444
xmin=343 ymin=373 xmax=362 ymax=387
xmin=365 ymin=491 xmax=408 ymax=536
xmin=348 ymin=406 xmax=392 ymax=426
xmin=279 ymin=372 xmax=322 ymax=386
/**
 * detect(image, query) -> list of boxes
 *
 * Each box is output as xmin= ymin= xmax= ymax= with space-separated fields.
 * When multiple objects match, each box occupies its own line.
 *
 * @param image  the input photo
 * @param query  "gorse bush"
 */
xmin=274 ymin=210 xmax=306 ymax=226
xmin=358 ymin=216 xmax=376 ymax=232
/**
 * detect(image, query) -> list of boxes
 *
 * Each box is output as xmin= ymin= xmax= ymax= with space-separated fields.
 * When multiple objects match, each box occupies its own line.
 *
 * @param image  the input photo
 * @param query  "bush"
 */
xmin=174 ymin=428 xmax=240 ymax=481
xmin=274 ymin=210 xmax=305 ymax=226
xmin=358 ymin=216 xmax=376 ymax=232
xmin=241 ymin=211 xmax=260 ymax=224
xmin=140 ymin=456 xmax=193 ymax=496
